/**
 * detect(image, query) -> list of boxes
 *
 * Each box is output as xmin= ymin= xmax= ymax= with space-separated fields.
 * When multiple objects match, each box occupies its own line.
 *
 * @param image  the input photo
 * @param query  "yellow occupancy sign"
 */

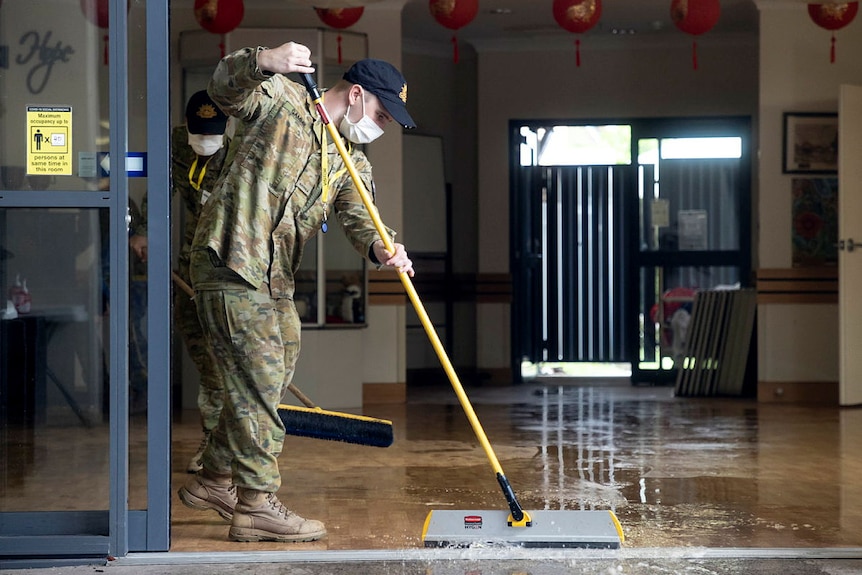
xmin=27 ymin=106 xmax=72 ymax=176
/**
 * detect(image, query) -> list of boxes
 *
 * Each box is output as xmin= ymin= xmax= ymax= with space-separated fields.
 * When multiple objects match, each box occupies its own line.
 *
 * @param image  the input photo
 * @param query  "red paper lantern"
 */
xmin=194 ymin=0 xmax=244 ymax=35
xmin=429 ymin=0 xmax=479 ymax=63
xmin=553 ymin=0 xmax=602 ymax=67
xmin=670 ymin=0 xmax=720 ymax=70
xmin=316 ymin=7 xmax=364 ymax=64
xmin=808 ymin=2 xmax=859 ymax=63
xmin=316 ymin=6 xmax=364 ymax=29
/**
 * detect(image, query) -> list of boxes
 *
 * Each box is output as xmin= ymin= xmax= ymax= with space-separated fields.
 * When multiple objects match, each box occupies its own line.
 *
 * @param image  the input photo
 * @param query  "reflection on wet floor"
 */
xmin=165 ymin=380 xmax=862 ymax=552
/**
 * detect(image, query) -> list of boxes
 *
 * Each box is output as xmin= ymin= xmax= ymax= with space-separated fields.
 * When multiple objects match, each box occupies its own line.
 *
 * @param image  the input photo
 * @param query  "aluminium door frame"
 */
xmin=0 ymin=1 xmax=171 ymax=564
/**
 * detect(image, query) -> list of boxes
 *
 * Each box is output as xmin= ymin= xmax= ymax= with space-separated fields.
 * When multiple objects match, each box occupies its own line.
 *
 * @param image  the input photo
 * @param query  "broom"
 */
xmin=171 ymin=270 xmax=393 ymax=448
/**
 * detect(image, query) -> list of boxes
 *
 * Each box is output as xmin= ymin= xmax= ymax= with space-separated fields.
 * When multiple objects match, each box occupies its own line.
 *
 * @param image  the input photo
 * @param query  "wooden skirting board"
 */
xmin=368 ymin=270 xmax=512 ymax=305
xmin=362 ymin=382 xmax=406 ymax=405
xmin=757 ymin=380 xmax=838 ymax=404
xmin=756 ymin=267 xmax=838 ymax=304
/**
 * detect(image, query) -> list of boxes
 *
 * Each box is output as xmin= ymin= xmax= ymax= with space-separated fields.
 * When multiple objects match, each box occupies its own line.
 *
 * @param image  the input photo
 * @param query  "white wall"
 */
xmin=401 ymin=46 xmax=479 ymax=371
xmin=757 ymin=1 xmax=862 ymax=385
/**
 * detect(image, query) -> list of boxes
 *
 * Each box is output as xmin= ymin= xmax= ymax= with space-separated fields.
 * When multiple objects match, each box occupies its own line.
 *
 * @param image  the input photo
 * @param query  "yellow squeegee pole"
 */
xmin=303 ymin=74 xmax=529 ymax=525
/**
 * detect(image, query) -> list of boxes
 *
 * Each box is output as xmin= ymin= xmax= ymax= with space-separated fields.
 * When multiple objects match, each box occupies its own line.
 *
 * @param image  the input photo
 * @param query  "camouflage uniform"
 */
xmin=191 ymin=46 xmax=394 ymax=492
xmin=135 ymin=127 xmax=228 ymax=430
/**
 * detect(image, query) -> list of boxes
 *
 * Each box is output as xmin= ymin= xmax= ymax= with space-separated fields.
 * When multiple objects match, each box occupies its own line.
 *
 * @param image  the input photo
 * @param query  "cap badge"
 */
xmin=399 ymin=83 xmax=408 ymax=104
xmin=196 ymin=103 xmax=220 ymax=120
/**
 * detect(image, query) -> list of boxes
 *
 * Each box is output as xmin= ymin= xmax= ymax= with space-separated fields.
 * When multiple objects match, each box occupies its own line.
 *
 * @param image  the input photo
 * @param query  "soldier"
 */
xmin=129 ymin=90 xmax=229 ymax=452
xmin=177 ymin=42 xmax=415 ymax=543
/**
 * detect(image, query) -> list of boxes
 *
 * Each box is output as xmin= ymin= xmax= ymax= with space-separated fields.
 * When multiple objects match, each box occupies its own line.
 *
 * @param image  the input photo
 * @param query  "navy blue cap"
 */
xmin=186 ymin=90 xmax=228 ymax=135
xmin=343 ymin=59 xmax=416 ymax=129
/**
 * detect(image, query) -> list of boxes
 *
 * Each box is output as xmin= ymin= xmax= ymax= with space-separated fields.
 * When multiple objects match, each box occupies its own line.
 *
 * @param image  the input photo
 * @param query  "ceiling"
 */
xmin=399 ymin=0 xmax=764 ymax=47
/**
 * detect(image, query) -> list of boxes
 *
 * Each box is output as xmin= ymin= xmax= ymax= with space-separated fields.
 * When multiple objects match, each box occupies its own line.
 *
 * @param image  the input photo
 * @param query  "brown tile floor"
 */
xmin=168 ymin=380 xmax=862 ymax=552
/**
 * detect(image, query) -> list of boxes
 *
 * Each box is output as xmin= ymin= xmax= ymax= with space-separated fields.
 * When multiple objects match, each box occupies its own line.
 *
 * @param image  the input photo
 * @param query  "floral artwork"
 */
xmin=791 ymin=177 xmax=838 ymax=267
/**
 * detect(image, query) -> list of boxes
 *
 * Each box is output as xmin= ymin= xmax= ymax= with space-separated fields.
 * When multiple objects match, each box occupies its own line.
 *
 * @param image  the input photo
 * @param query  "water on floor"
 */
xmin=164 ymin=381 xmax=862 ymax=552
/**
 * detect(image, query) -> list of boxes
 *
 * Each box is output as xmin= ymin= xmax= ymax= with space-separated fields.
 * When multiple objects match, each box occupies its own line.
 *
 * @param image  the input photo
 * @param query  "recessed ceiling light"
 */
xmin=489 ymin=8 xmax=512 ymax=15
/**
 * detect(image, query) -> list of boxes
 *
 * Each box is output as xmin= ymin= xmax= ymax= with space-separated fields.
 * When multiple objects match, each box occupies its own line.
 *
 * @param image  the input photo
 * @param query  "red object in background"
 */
xmin=552 ymin=0 xmax=602 ymax=67
xmin=80 ymin=0 xmax=131 ymax=64
xmin=316 ymin=6 xmax=364 ymax=29
xmin=650 ymin=287 xmax=696 ymax=324
xmin=315 ymin=7 xmax=364 ymax=64
xmin=670 ymin=0 xmax=720 ymax=70
xmin=194 ymin=0 xmax=244 ymax=34
xmin=429 ymin=0 xmax=479 ymax=63
xmin=808 ymin=2 xmax=859 ymax=63
xmin=194 ymin=0 xmax=245 ymax=58
xmin=80 ymin=0 xmax=132 ymax=27
xmin=80 ymin=0 xmax=111 ymax=28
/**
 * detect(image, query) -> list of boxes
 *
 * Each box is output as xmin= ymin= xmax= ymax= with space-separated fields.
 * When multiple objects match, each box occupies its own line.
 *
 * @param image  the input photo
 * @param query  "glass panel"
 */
xmin=638 ymin=139 xmax=742 ymax=253
xmin=0 ymin=2 xmax=115 ymax=192
xmin=1 ymin=207 xmax=109 ymax=511
xmin=638 ymin=265 xmax=741 ymax=372
xmin=297 ymin=235 xmax=320 ymax=324
xmin=324 ymin=228 xmax=366 ymax=325
xmin=518 ymin=125 xmax=631 ymax=167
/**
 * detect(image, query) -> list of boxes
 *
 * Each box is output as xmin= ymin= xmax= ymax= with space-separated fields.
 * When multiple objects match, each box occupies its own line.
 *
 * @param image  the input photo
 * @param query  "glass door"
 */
xmin=631 ymin=117 xmax=752 ymax=383
xmin=0 ymin=0 xmax=170 ymax=564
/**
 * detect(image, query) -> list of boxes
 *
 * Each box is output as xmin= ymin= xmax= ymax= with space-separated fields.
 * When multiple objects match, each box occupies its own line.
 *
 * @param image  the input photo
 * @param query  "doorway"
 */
xmin=510 ymin=117 xmax=752 ymax=384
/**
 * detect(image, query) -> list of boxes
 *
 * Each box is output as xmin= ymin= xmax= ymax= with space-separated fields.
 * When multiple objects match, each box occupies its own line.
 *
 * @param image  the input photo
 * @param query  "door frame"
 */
xmin=0 ymin=1 xmax=171 ymax=563
xmin=838 ymin=85 xmax=862 ymax=406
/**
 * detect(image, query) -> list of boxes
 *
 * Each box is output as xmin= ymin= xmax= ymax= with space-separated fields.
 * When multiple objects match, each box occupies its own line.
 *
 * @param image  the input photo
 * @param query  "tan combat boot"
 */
xmin=229 ymin=488 xmax=326 ymax=542
xmin=177 ymin=469 xmax=237 ymax=521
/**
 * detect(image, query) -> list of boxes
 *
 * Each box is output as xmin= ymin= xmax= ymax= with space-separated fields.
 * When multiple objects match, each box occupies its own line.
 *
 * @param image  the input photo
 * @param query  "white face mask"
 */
xmin=188 ymin=132 xmax=224 ymax=157
xmin=338 ymin=89 xmax=384 ymax=145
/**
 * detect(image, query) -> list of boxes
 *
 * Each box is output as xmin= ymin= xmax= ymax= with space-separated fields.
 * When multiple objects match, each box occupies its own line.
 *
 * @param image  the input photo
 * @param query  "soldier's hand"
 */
xmin=258 ymin=42 xmax=315 ymax=76
xmin=373 ymin=240 xmax=414 ymax=277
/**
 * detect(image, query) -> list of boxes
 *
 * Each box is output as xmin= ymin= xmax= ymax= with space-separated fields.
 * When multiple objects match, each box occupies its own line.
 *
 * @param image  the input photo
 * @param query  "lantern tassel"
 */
xmin=575 ymin=38 xmax=581 ymax=67
xmin=219 ymin=34 xmax=226 ymax=58
xmin=337 ymin=33 xmax=343 ymax=64
xmin=692 ymin=39 xmax=698 ymax=70
xmin=452 ymin=34 xmax=459 ymax=64
xmin=103 ymin=33 xmax=109 ymax=66
xmin=831 ymin=33 xmax=836 ymax=63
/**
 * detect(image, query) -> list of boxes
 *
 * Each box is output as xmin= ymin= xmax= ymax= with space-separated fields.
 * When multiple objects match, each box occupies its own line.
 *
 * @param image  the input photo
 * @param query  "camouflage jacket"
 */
xmin=193 ymin=46 xmax=393 ymax=298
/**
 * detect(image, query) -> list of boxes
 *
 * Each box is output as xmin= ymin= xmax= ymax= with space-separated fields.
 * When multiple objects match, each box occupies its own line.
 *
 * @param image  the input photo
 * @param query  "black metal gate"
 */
xmin=512 ymin=164 xmax=632 ymax=369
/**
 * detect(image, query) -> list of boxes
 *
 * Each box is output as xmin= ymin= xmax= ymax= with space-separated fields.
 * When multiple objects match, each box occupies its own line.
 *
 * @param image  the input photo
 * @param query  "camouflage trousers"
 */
xmin=189 ymin=249 xmax=300 ymax=492
xmin=174 ymin=262 xmax=223 ymax=434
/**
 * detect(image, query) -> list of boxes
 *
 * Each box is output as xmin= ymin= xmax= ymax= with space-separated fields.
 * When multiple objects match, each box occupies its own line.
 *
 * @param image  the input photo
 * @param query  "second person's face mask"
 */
xmin=338 ymin=88 xmax=384 ymax=145
xmin=188 ymin=132 xmax=224 ymax=157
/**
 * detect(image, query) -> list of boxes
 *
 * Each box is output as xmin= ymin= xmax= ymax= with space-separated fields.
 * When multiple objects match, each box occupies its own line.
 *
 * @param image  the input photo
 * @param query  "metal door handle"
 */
xmin=838 ymin=238 xmax=859 ymax=252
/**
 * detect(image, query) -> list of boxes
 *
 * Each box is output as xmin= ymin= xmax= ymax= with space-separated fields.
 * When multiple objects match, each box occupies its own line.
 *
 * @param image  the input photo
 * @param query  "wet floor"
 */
xmin=169 ymin=380 xmax=862 ymax=552
xmin=7 ymin=379 xmax=862 ymax=569
xmin=390 ymin=383 xmax=860 ymax=548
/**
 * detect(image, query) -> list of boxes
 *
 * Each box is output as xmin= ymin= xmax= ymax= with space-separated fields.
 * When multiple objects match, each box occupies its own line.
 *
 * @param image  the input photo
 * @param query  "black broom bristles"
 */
xmin=277 ymin=404 xmax=394 ymax=448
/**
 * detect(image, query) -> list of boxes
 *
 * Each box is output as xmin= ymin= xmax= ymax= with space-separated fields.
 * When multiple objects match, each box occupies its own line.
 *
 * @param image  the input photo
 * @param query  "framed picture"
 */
xmin=782 ymin=112 xmax=838 ymax=174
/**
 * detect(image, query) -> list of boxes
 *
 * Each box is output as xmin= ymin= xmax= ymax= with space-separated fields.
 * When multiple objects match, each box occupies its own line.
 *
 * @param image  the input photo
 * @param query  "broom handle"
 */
xmin=301 ymin=73 xmax=528 ymax=525
xmin=172 ymin=270 xmax=195 ymax=299
xmin=170 ymin=271 xmax=318 ymax=410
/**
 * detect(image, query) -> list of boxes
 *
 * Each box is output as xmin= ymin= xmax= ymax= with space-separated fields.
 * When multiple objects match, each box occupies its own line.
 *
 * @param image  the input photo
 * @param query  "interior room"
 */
xmin=2 ymin=0 xmax=862 ymax=572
